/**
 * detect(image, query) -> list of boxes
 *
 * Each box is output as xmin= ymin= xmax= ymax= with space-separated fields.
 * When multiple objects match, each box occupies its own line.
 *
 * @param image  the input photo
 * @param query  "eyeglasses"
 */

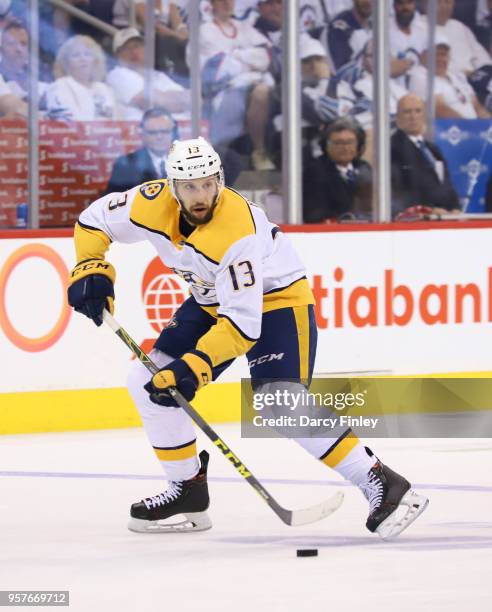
xmin=329 ymin=139 xmax=357 ymax=147
xmin=143 ymin=129 xmax=173 ymax=135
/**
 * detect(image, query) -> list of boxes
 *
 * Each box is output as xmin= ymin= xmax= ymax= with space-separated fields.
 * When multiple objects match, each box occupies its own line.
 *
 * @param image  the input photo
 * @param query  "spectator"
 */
xmin=253 ymin=2 xmax=342 ymax=163
xmin=420 ymin=0 xmax=491 ymax=75
xmin=391 ymin=93 xmax=461 ymax=215
xmin=113 ymin=0 xmax=188 ymax=76
xmin=0 ymin=1 xmax=76 ymax=68
xmin=254 ymin=0 xmax=314 ymax=78
xmin=199 ymin=0 xmax=260 ymax=23
xmin=448 ymin=0 xmax=479 ymax=31
xmin=467 ymin=6 xmax=492 ymax=109
xmin=468 ymin=63 xmax=492 ymax=114
xmin=409 ymin=36 xmax=491 ymax=118
xmin=106 ymin=27 xmax=190 ymax=121
xmin=0 ymin=71 xmax=26 ymax=117
xmin=474 ymin=0 xmax=492 ymax=50
xmin=274 ymin=36 xmax=333 ymax=158
xmin=390 ymin=0 xmax=427 ymax=87
xmin=253 ymin=1 xmax=327 ymax=80
xmin=254 ymin=0 xmax=283 ymax=45
xmin=105 ymin=107 xmax=177 ymax=194
xmin=303 ymin=117 xmax=372 ymax=222
xmin=0 ymin=21 xmax=50 ymax=101
xmin=309 ymin=38 xmax=406 ymax=165
xmin=45 ymin=35 xmax=118 ymax=120
xmin=301 ymin=36 xmax=332 ymax=128
xmin=342 ymin=38 xmax=408 ymax=129
xmin=326 ymin=0 xmax=372 ymax=71
xmin=300 ymin=0 xmax=353 ymax=35
xmin=0 ymin=21 xmax=28 ymax=95
xmin=200 ymin=0 xmax=274 ymax=170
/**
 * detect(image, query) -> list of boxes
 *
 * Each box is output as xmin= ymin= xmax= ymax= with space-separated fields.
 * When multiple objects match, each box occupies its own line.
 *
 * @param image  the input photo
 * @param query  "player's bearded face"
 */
xmin=176 ymin=176 xmax=220 ymax=225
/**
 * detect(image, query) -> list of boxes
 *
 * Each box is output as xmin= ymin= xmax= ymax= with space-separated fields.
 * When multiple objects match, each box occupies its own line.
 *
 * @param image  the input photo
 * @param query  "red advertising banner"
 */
xmin=0 ymin=118 xmax=202 ymax=228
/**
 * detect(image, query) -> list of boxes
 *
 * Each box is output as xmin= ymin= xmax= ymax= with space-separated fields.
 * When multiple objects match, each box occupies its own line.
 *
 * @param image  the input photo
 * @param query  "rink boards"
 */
xmin=1 ymin=223 xmax=492 ymax=433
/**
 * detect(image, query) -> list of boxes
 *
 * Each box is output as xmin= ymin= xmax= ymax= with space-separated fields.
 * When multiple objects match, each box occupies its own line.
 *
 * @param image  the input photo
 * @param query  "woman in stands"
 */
xmin=409 ymin=35 xmax=491 ymax=119
xmin=46 ymin=35 xmax=119 ymax=121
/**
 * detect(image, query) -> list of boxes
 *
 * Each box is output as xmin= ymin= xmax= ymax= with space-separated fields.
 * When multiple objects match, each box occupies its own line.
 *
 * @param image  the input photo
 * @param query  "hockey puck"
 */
xmin=296 ymin=549 xmax=318 ymax=557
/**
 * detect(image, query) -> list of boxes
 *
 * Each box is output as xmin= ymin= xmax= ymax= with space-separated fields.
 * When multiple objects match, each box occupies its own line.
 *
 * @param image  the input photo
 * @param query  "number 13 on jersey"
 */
xmin=228 ymin=261 xmax=256 ymax=291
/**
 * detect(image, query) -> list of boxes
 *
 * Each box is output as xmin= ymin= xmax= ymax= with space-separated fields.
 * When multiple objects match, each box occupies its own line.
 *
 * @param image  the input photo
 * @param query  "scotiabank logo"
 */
xmin=312 ymin=267 xmax=492 ymax=329
xmin=140 ymin=257 xmax=187 ymax=353
xmin=0 ymin=244 xmax=71 ymax=351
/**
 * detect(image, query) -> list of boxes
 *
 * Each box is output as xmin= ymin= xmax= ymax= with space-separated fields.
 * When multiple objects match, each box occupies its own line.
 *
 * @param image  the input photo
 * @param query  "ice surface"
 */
xmin=1 ymin=426 xmax=491 ymax=611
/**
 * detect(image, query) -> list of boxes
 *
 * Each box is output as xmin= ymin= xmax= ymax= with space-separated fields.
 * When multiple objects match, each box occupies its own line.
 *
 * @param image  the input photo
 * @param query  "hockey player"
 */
xmin=67 ymin=137 xmax=428 ymax=537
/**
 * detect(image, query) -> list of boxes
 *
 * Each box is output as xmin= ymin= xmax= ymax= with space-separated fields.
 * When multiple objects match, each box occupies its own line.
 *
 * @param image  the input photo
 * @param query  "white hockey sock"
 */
xmin=296 ymin=433 xmax=377 ymax=485
xmin=330 ymin=442 xmax=377 ymax=485
xmin=152 ymin=441 xmax=200 ymax=481
xmin=156 ymin=455 xmax=200 ymax=482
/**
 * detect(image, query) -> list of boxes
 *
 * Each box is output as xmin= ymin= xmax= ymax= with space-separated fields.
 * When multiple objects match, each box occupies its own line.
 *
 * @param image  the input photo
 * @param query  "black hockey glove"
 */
xmin=67 ymin=259 xmax=116 ymax=326
xmin=144 ymin=350 xmax=212 ymax=407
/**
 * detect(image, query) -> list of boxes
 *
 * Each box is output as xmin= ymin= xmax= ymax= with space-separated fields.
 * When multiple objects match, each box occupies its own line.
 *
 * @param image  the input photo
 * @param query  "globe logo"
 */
xmin=141 ymin=257 xmax=187 ymax=334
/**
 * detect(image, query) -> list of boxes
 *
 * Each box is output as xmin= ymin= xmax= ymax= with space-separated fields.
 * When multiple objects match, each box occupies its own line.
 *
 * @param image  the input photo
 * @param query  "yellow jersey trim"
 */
xmin=196 ymin=316 xmax=256 ymax=367
xmin=293 ymin=306 xmax=310 ymax=382
xmin=197 ymin=278 xmax=315 ymax=319
xmin=263 ymin=277 xmax=315 ymax=312
xmin=74 ymin=221 xmax=111 ymax=262
xmin=129 ymin=180 xmax=183 ymax=246
xmin=186 ymin=188 xmax=256 ymax=264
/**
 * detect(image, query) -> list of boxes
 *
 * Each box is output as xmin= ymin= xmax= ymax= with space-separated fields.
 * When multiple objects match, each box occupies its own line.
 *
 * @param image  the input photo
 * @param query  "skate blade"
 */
xmin=376 ymin=490 xmax=429 ymax=540
xmin=128 ymin=512 xmax=212 ymax=534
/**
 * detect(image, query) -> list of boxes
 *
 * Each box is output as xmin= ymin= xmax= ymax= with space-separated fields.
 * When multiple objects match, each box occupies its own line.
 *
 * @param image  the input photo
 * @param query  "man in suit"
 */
xmin=391 ymin=93 xmax=461 ymax=216
xmin=105 ymin=107 xmax=177 ymax=195
xmin=303 ymin=117 xmax=373 ymax=222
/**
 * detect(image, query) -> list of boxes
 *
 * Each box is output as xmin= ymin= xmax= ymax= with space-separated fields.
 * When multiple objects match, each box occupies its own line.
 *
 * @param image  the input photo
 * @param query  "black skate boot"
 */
xmin=358 ymin=448 xmax=429 ymax=540
xmin=129 ymin=450 xmax=212 ymax=533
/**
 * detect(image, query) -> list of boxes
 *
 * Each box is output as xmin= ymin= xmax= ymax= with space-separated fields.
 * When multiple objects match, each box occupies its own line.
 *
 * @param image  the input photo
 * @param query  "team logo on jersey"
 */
xmin=140 ymin=182 xmax=164 ymax=200
xmin=172 ymin=268 xmax=216 ymax=297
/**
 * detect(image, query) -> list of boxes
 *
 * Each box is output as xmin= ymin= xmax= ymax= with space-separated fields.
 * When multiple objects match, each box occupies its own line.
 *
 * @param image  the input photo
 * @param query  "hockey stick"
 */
xmin=103 ymin=309 xmax=344 ymax=526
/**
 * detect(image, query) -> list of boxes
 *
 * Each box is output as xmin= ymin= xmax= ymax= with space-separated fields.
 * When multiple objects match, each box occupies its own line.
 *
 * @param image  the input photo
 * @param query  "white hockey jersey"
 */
xmin=73 ymin=180 xmax=314 ymax=366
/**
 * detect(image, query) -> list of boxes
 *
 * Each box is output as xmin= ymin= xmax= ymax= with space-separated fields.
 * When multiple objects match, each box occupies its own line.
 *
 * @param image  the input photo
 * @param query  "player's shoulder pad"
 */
xmin=129 ymin=180 xmax=177 ymax=236
xmin=187 ymin=187 xmax=257 ymax=264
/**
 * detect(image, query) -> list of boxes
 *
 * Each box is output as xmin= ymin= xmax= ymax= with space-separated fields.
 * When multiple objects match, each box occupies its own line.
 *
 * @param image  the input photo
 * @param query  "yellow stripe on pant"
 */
xmin=153 ymin=440 xmax=197 ymax=461
xmin=319 ymin=430 xmax=359 ymax=467
xmin=293 ymin=306 xmax=310 ymax=382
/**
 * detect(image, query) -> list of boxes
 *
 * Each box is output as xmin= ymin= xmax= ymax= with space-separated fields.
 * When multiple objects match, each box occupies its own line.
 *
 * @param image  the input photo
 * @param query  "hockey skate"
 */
xmin=128 ymin=450 xmax=212 ymax=533
xmin=358 ymin=449 xmax=429 ymax=540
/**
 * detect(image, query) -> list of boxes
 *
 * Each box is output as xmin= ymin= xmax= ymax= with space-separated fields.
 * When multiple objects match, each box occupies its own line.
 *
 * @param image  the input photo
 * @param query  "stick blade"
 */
xmin=288 ymin=491 xmax=344 ymax=527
